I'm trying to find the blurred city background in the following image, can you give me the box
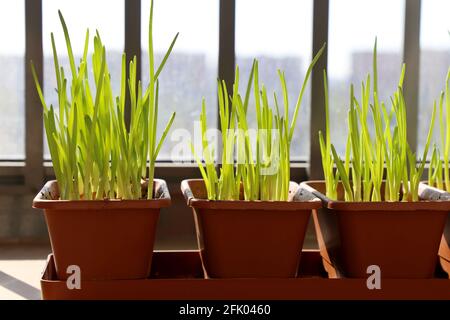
[1,0,449,161]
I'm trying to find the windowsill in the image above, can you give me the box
[0,161,310,194]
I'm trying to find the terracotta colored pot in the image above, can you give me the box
[418,182,450,277]
[32,179,171,281]
[301,181,448,279]
[181,179,321,278]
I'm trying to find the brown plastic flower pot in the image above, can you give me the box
[181,179,321,278]
[300,181,448,279]
[32,179,171,281]
[418,182,450,276]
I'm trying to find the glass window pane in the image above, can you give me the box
[0,1,25,159]
[43,0,124,158]
[417,0,450,154]
[328,0,405,155]
[236,0,313,161]
[141,0,219,161]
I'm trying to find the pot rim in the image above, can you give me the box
[32,179,171,210]
[181,179,322,210]
[301,180,450,212]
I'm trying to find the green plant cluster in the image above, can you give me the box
[32,0,177,200]
[429,69,450,191]
[193,46,326,201]
[34,0,449,205]
[320,40,436,202]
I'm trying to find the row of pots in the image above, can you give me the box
[32,179,450,280]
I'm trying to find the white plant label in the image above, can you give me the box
[366,265,381,290]
[66,265,81,290]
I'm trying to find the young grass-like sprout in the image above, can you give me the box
[429,144,444,190]
[32,0,177,200]
[322,39,436,202]
[193,44,326,201]
[444,71,450,191]
[319,70,339,200]
[429,69,450,191]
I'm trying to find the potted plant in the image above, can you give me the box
[181,45,325,278]
[419,69,450,275]
[32,0,177,280]
[301,40,448,278]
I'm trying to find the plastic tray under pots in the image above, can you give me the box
[418,182,450,278]
[181,179,322,278]
[301,181,448,279]
[32,179,171,281]
[40,250,450,300]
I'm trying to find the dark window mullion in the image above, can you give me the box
[403,0,421,153]
[309,0,329,180]
[218,0,235,128]
[25,0,44,191]
[125,0,141,130]
[216,0,235,164]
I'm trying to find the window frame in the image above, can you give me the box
[2,0,422,192]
